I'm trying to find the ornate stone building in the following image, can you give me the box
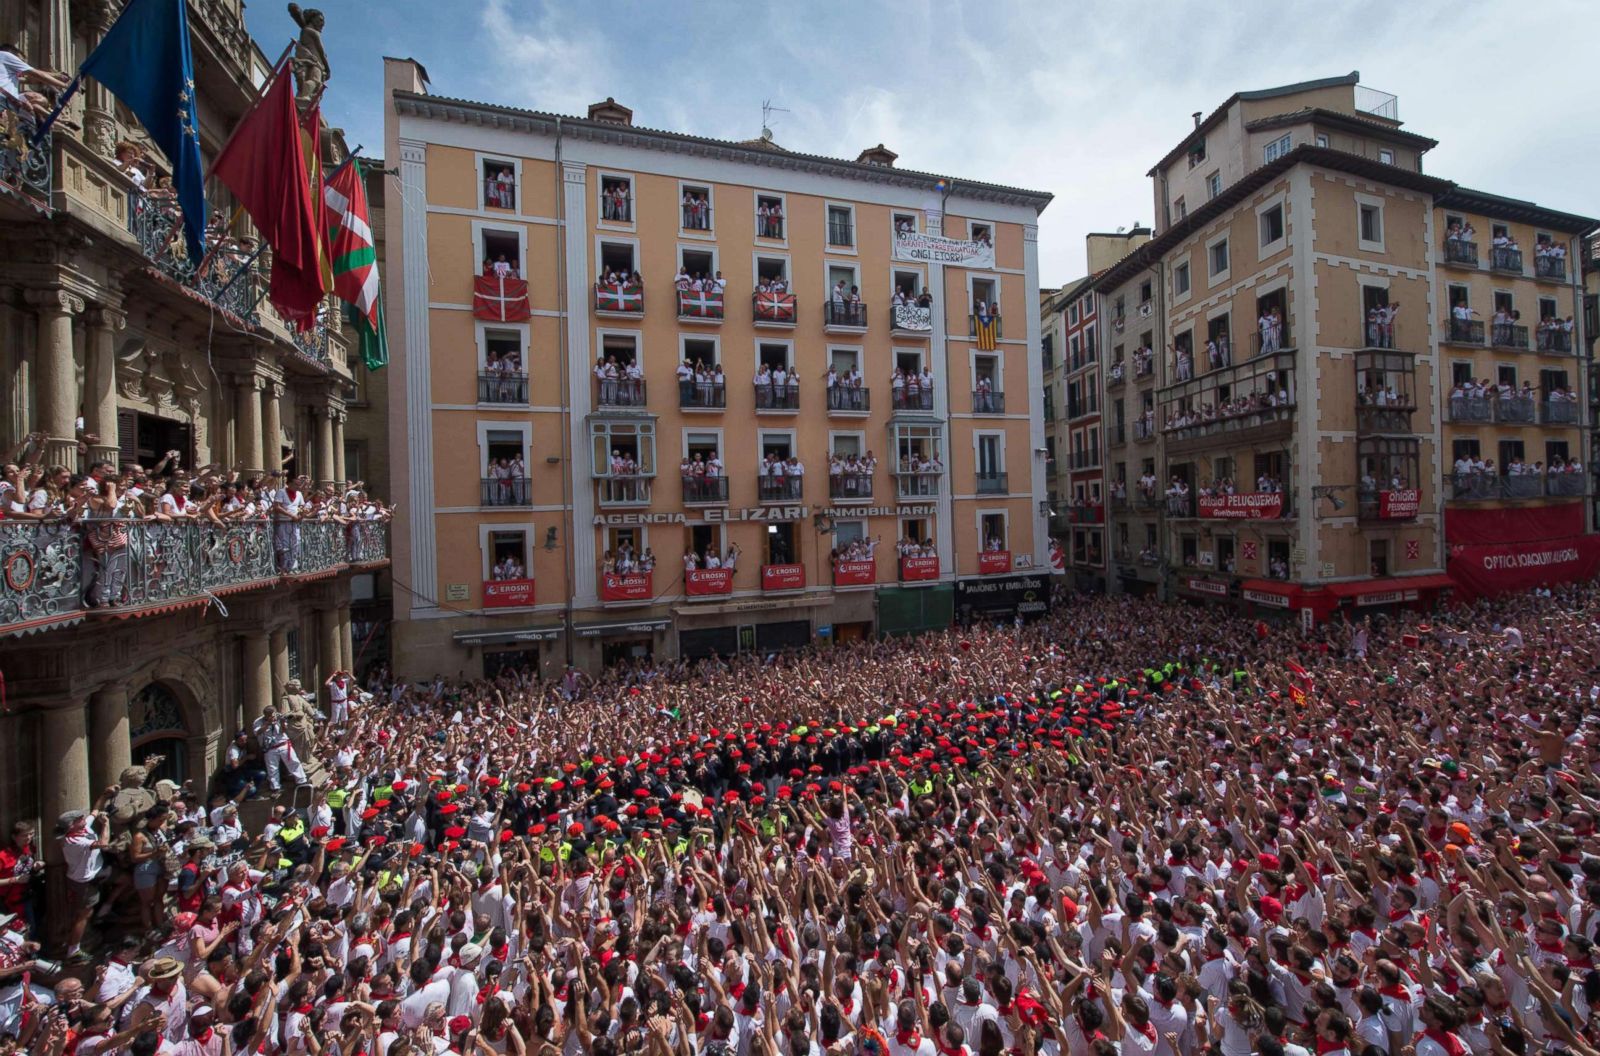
[0,0,386,882]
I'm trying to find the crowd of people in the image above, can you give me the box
[758,455,807,502]
[6,578,1600,1056]
[486,455,529,506]
[2,436,390,597]
[757,201,785,240]
[891,368,937,412]
[825,368,868,412]
[601,540,656,574]
[682,192,711,231]
[828,454,879,498]
[1162,380,1293,439]
[681,542,741,573]
[680,452,727,504]
[755,364,802,410]
[827,534,880,567]
[596,356,647,407]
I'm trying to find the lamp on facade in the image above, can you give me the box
[1311,485,1349,513]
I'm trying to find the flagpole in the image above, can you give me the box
[28,72,85,146]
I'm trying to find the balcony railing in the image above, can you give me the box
[1447,396,1493,423]
[1490,323,1529,350]
[1495,395,1537,424]
[890,302,933,334]
[972,389,1005,414]
[1542,399,1581,425]
[1356,402,1417,434]
[596,378,647,408]
[598,476,653,506]
[593,282,644,316]
[0,98,52,212]
[479,372,530,404]
[681,203,713,231]
[681,475,729,505]
[826,387,870,413]
[481,477,533,507]
[968,314,1003,340]
[1362,313,1398,349]
[1070,448,1102,470]
[895,472,942,499]
[1134,356,1155,380]
[1451,471,1587,502]
[1167,495,1195,518]
[1443,239,1479,267]
[1133,419,1157,442]
[755,382,799,411]
[1253,325,1290,357]
[679,380,725,410]
[1,520,387,635]
[1538,328,1574,354]
[1107,364,1127,389]
[757,214,784,239]
[892,389,934,412]
[484,177,517,210]
[1490,247,1523,274]
[131,192,262,322]
[975,471,1009,494]
[1535,255,1567,281]
[601,194,633,222]
[677,289,725,322]
[758,475,804,502]
[829,474,874,501]
[824,302,868,329]
[1445,318,1485,345]
[1109,423,1127,446]
[752,291,797,327]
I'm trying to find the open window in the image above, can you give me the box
[971,277,997,314]
[480,328,527,404]
[482,159,517,211]
[969,221,993,247]
[488,530,529,581]
[591,420,655,505]
[594,333,641,407]
[756,193,785,240]
[756,256,788,286]
[682,431,727,504]
[481,429,529,507]
[1254,289,1289,355]
[1205,314,1231,371]
[480,229,522,277]
[758,342,793,373]
[828,263,861,300]
[892,211,918,237]
[598,241,638,283]
[980,512,1008,553]
[680,183,712,232]
[688,524,724,566]
[600,174,634,223]
[765,523,797,565]
[1259,202,1284,247]
[679,247,716,284]
[758,432,800,502]
[893,268,923,299]
[973,353,1002,414]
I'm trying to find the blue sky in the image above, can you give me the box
[254,0,1599,286]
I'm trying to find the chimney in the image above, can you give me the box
[1192,111,1202,128]
[855,143,898,167]
[586,97,633,126]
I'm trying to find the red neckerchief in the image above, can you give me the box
[295,1003,314,1014]
[1379,983,1410,1000]
[896,1029,922,1049]
[1424,1028,1467,1056]
[1134,1021,1157,1042]
[477,983,500,1005]
[1314,1039,1347,1056]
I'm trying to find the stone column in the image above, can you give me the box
[315,406,336,490]
[269,628,290,695]
[234,375,263,476]
[318,608,341,687]
[82,1,122,158]
[337,604,354,673]
[84,307,124,468]
[262,381,284,475]
[332,413,347,488]
[27,289,84,468]
[242,631,272,727]
[88,682,131,796]
[40,700,89,863]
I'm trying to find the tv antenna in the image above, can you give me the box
[761,99,790,142]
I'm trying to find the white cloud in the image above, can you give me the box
[475,0,613,115]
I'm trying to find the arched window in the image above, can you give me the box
[128,683,188,785]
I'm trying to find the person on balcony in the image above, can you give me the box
[677,357,695,407]
[890,367,905,407]
[1172,343,1193,381]
[0,44,71,120]
[270,473,309,572]
[754,362,772,409]
[723,542,740,570]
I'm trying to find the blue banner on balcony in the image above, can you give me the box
[78,0,207,262]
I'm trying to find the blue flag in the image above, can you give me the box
[80,0,206,262]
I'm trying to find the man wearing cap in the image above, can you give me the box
[448,943,483,1015]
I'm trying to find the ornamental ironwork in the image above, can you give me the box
[0,523,81,628]
[129,191,262,321]
[0,98,52,212]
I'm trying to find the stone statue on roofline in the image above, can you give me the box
[287,4,330,110]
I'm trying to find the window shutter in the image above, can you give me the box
[118,410,138,465]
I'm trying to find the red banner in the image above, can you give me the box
[685,568,734,597]
[594,282,643,312]
[977,551,1013,575]
[900,556,940,581]
[1448,537,1600,598]
[483,579,536,608]
[1197,493,1284,519]
[474,275,532,322]
[1446,502,1583,545]
[1378,489,1419,519]
[1048,539,1066,573]
[761,564,805,591]
[833,560,875,586]
[754,292,796,322]
[600,571,652,603]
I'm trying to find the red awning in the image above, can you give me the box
[1240,579,1295,597]
[1325,574,1455,606]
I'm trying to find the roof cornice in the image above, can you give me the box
[393,92,1054,210]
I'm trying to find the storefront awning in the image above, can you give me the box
[573,618,670,639]
[453,624,564,645]
[1239,579,1296,608]
[1324,574,1455,606]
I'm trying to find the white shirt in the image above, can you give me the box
[0,52,35,105]
[63,827,103,883]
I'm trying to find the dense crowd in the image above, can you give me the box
[6,582,1600,1056]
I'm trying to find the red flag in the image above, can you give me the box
[210,62,327,328]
